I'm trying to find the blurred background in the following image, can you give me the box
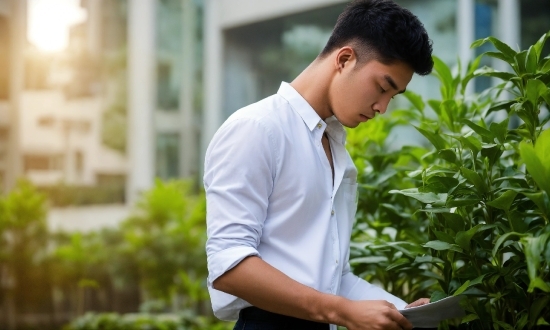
[0,0,548,329]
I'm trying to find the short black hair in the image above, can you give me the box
[320,0,433,75]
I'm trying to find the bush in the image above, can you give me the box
[350,31,550,329]
[64,312,234,330]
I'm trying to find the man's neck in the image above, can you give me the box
[290,59,334,120]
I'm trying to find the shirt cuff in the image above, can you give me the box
[207,245,261,285]
[339,271,407,309]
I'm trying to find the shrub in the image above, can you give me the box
[350,32,550,329]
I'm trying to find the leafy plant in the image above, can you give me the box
[64,311,234,330]
[376,31,550,329]
[347,115,435,302]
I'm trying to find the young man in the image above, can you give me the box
[204,0,433,329]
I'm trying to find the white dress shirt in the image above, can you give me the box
[204,82,406,328]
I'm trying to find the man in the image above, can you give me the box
[204,0,433,329]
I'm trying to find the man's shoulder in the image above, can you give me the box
[226,93,290,125]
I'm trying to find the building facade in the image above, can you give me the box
[202,0,549,155]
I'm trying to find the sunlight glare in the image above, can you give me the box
[28,0,87,53]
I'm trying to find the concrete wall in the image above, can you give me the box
[19,90,126,186]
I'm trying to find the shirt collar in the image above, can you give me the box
[277,82,346,144]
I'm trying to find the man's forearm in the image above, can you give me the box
[213,256,347,325]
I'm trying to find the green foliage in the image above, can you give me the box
[39,182,125,206]
[0,178,48,267]
[350,31,550,329]
[0,178,224,329]
[64,312,234,330]
[121,179,208,303]
[0,179,50,320]
[346,115,435,302]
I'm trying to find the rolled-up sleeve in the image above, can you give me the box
[339,262,407,309]
[204,117,276,286]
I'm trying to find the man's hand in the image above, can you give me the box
[405,298,430,309]
[337,299,413,330]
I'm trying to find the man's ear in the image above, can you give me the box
[334,47,356,71]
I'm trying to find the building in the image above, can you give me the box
[2,0,549,204]
[0,0,26,193]
[201,0,550,155]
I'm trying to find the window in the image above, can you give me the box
[75,150,84,176]
[24,154,63,171]
[155,133,180,180]
[38,116,56,128]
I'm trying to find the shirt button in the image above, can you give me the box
[336,260,338,264]
[317,123,322,129]
[331,210,335,216]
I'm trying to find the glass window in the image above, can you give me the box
[474,1,498,93]
[222,1,458,117]
[520,0,550,55]
[156,0,183,111]
[223,4,346,118]
[156,132,180,180]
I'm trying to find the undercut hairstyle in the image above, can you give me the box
[320,0,434,76]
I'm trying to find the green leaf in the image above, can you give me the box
[430,290,447,302]
[424,240,463,252]
[533,32,549,65]
[414,126,447,150]
[389,188,447,205]
[386,258,411,271]
[437,149,458,164]
[485,51,513,64]
[462,119,495,142]
[414,255,445,264]
[349,256,388,265]
[522,191,549,214]
[486,100,516,115]
[427,176,459,192]
[534,129,550,170]
[520,138,550,196]
[434,230,455,244]
[472,36,517,60]
[403,90,425,113]
[456,225,495,251]
[508,210,529,233]
[525,45,539,73]
[453,280,471,296]
[427,100,442,116]
[446,196,481,207]
[489,118,509,144]
[461,167,488,194]
[481,144,503,167]
[486,190,518,211]
[461,314,480,323]
[529,295,550,326]
[522,233,550,290]
[432,56,454,98]
[458,135,482,155]
[542,57,550,73]
[474,66,515,81]
[529,277,550,293]
[443,213,465,233]
[525,79,547,108]
[492,232,527,257]
[515,50,528,74]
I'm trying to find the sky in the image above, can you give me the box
[27,0,87,52]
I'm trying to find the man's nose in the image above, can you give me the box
[373,99,390,115]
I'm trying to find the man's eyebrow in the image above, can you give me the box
[384,75,406,94]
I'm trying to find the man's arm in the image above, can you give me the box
[214,256,413,330]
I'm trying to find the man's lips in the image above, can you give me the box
[360,114,372,121]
